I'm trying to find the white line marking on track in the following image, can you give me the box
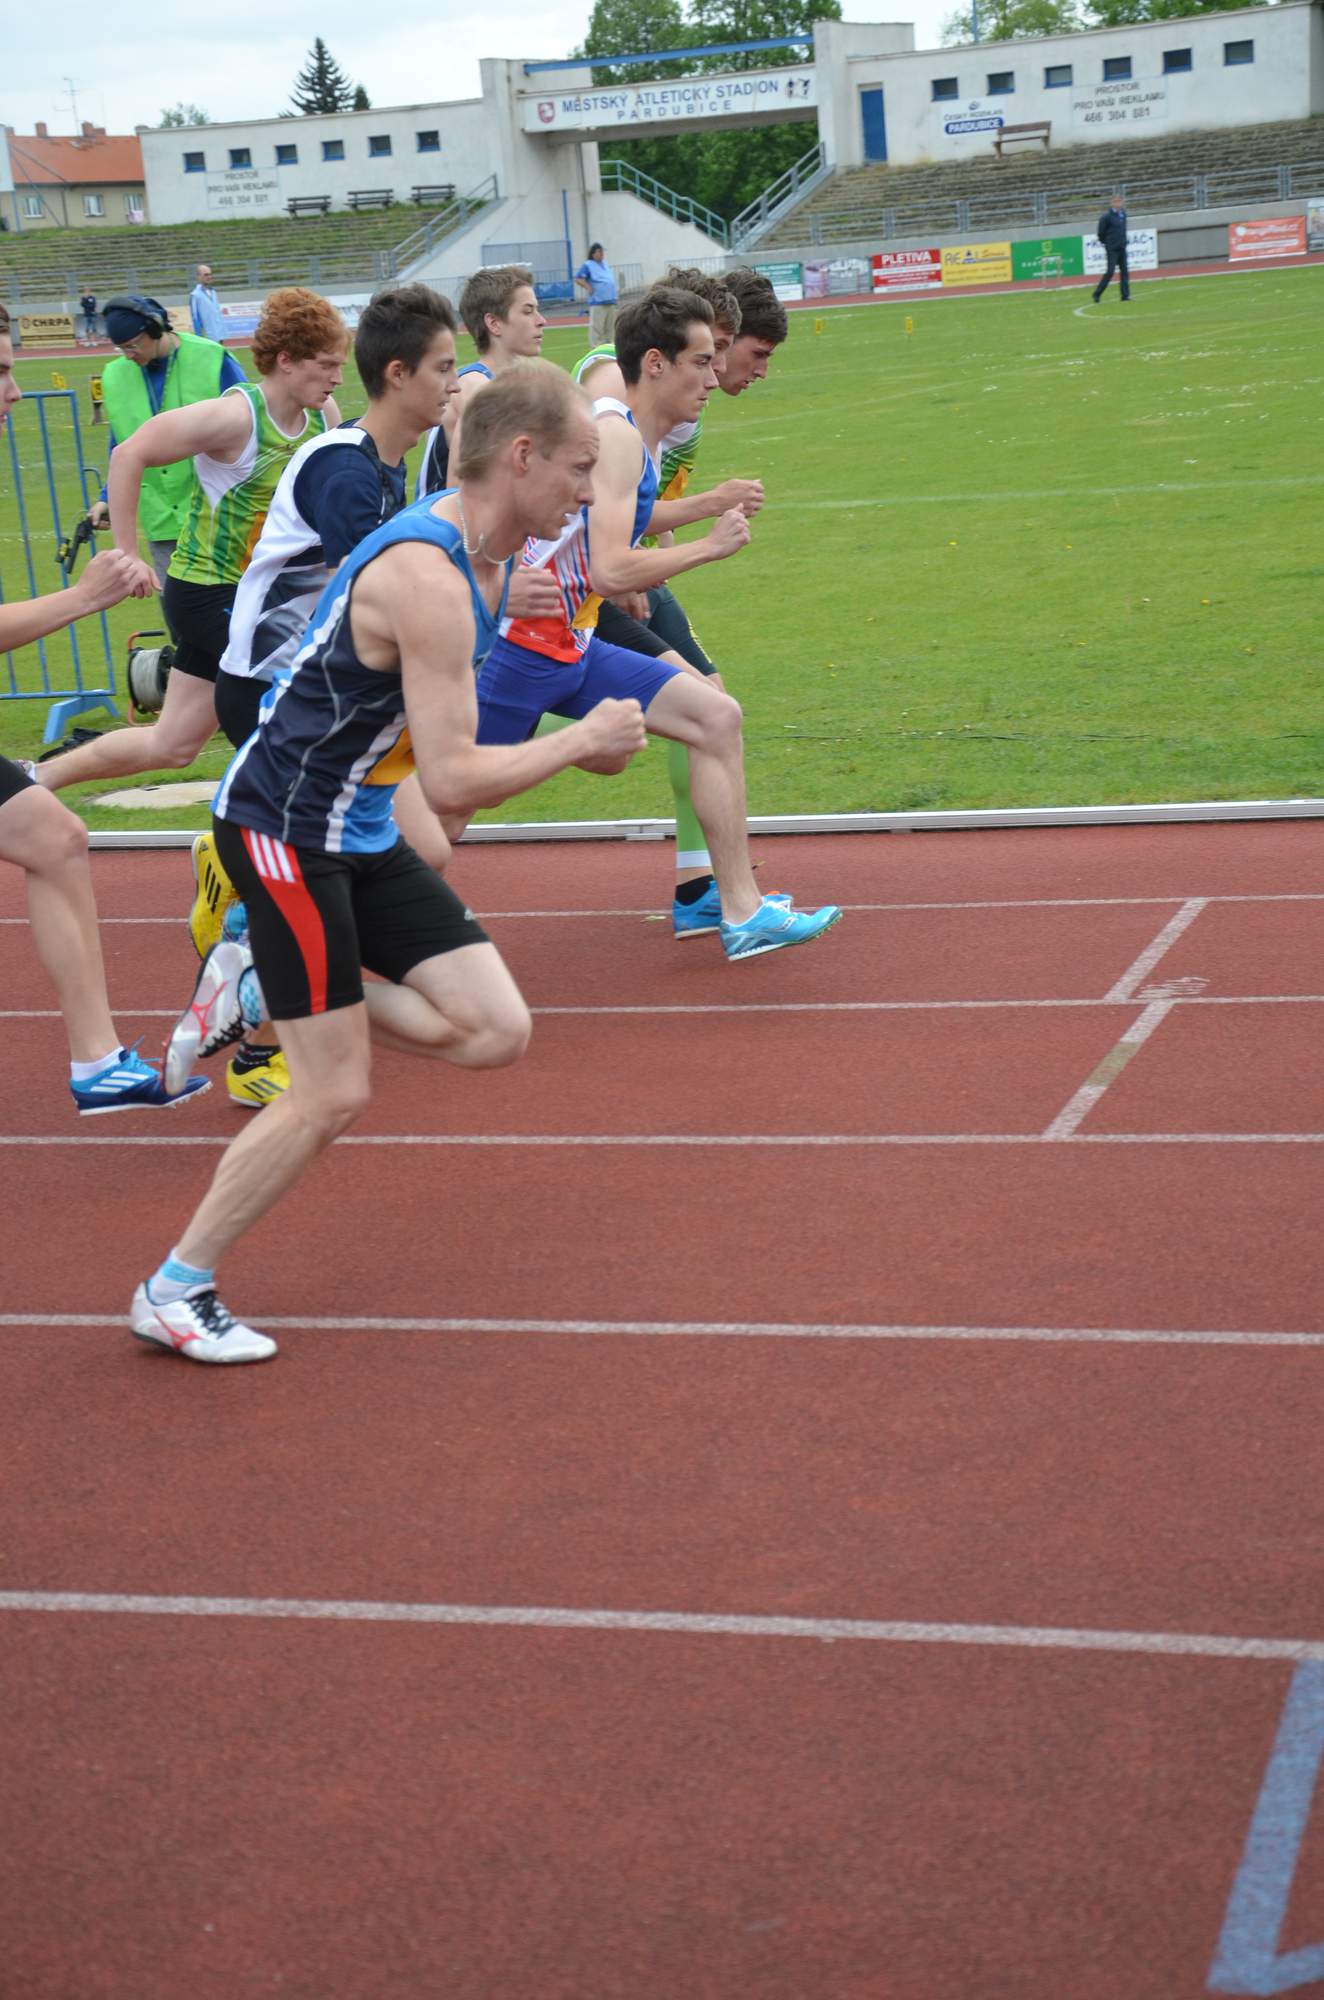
[1105,897,1208,1002]
[1043,1000,1176,1140]
[3,1313,1321,1348]
[6,1130,1324,1147]
[795,474,1324,511]
[1,1590,1321,1661]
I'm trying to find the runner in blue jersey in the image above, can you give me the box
[476,286,842,963]
[132,362,647,1365]
[415,265,548,500]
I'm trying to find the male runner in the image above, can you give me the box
[198,283,463,1105]
[574,267,788,930]
[0,306,206,1115]
[473,287,840,960]
[415,265,547,499]
[136,362,646,1363]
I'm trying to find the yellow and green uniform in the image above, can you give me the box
[169,383,327,587]
[100,333,230,544]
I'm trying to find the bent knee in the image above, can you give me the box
[471,999,533,1069]
[30,792,90,868]
[295,1077,372,1135]
[696,689,743,749]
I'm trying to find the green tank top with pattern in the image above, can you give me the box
[168,382,327,587]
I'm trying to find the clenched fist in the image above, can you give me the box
[713,477,765,518]
[575,696,647,775]
[73,548,157,615]
[706,507,752,562]
[506,567,564,619]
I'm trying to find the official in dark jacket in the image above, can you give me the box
[1093,197,1130,302]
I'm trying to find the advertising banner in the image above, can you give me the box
[1309,199,1324,252]
[872,249,942,293]
[1082,228,1158,275]
[941,97,1004,138]
[941,241,1012,287]
[1228,216,1307,262]
[521,66,815,132]
[205,168,280,216]
[1010,236,1085,281]
[1071,81,1167,133]
[803,261,828,298]
[754,260,804,303]
[18,313,75,348]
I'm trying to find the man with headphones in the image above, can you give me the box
[85,294,244,591]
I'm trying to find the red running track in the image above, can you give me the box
[1,820,1323,1999]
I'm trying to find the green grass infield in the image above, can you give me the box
[3,264,1321,835]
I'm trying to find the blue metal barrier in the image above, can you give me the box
[1,389,118,742]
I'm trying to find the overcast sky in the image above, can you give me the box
[3,0,950,137]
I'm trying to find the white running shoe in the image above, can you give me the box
[165,939,266,1096]
[130,1282,277,1364]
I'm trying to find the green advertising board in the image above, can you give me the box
[1011,236,1085,281]
[753,261,804,302]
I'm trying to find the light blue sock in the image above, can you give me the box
[148,1248,215,1303]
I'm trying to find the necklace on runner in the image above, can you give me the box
[457,504,509,566]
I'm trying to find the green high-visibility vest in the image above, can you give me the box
[101,333,228,543]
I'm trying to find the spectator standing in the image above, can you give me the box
[574,242,618,344]
[1092,197,1130,304]
[89,295,244,589]
[190,263,225,340]
[79,289,97,343]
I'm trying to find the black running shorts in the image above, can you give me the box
[0,755,35,810]
[161,576,236,684]
[212,818,489,1020]
[213,669,266,752]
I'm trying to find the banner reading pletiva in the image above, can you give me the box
[1010,236,1085,281]
[941,241,1012,287]
[872,249,942,293]
[1229,216,1307,262]
[754,261,804,303]
[1082,228,1158,276]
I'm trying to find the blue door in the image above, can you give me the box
[861,87,887,163]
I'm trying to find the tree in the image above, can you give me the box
[289,39,359,115]
[941,0,1079,42]
[352,84,371,110]
[1086,0,1266,23]
[158,103,210,127]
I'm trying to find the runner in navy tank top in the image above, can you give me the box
[133,363,647,1366]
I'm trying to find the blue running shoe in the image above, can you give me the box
[721,897,843,962]
[673,879,791,940]
[70,1041,210,1117]
[220,900,250,947]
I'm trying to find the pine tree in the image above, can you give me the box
[290,39,357,115]
[352,84,371,110]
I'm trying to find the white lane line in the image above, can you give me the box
[1044,1000,1176,1140]
[4,892,1324,929]
[4,1313,1321,1348]
[6,1129,1324,1148]
[1106,898,1208,1003]
[1,1590,1321,1661]
[4,995,1324,1025]
[794,474,1324,512]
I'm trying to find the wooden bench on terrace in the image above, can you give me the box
[347,188,395,211]
[992,121,1051,156]
[287,194,332,216]
[411,183,457,205]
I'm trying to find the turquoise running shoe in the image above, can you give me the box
[70,1041,210,1116]
[673,879,791,940]
[720,897,843,962]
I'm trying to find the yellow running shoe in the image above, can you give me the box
[189,831,238,960]
[226,1047,289,1110]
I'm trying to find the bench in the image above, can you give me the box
[411,183,457,205]
[347,188,395,211]
[992,121,1051,156]
[287,194,331,216]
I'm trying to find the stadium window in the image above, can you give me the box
[22,194,43,217]
[83,193,105,217]
[229,147,252,169]
[931,77,959,101]
[1044,63,1073,88]
[1102,56,1131,80]
[1224,38,1254,64]
[1162,47,1192,72]
[183,152,205,173]
[368,134,392,157]
[416,130,440,152]
[276,143,298,166]
[322,139,345,161]
[987,71,1014,94]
